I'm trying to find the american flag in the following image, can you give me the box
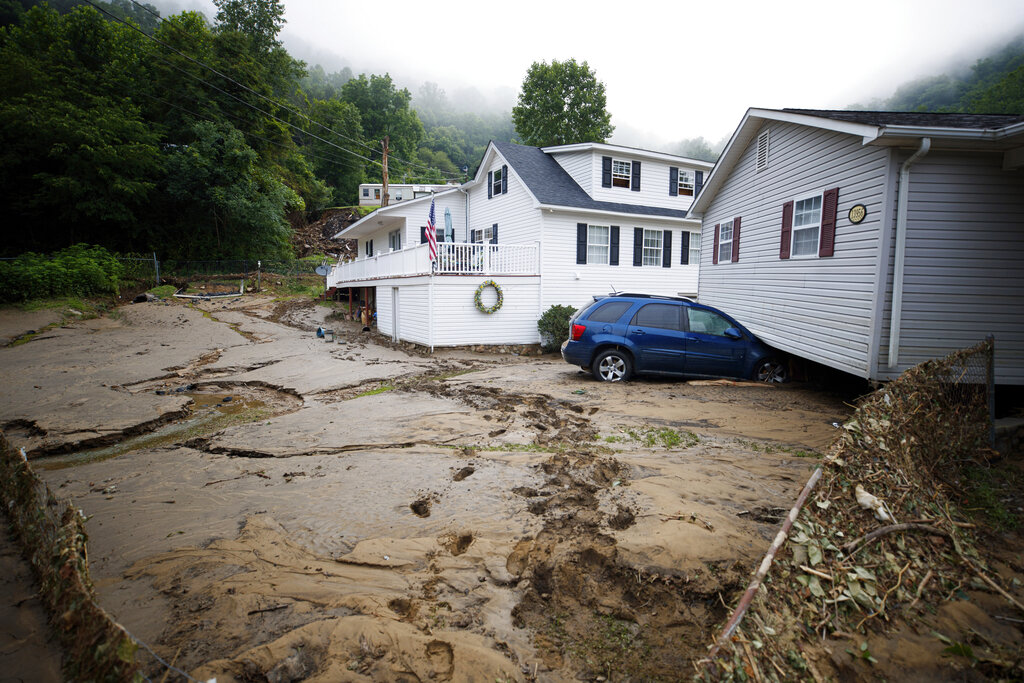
[426,196,438,264]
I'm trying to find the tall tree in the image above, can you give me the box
[212,0,284,54]
[512,58,613,147]
[340,73,423,181]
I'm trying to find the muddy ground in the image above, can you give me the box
[0,296,855,681]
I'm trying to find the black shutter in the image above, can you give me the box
[501,164,508,194]
[576,223,587,264]
[601,156,612,187]
[420,226,428,244]
[369,239,373,255]
[610,226,619,266]
[633,228,643,266]
[662,230,672,268]
[487,171,493,199]
[669,167,678,196]
[680,231,690,265]
[694,170,704,197]
[631,161,641,191]
[491,224,498,244]
[713,225,720,265]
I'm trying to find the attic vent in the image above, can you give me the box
[756,129,770,172]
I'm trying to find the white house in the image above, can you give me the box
[328,141,712,348]
[689,108,1024,384]
[357,182,459,206]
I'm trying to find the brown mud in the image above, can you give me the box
[0,296,855,681]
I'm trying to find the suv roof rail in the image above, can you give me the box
[610,292,695,302]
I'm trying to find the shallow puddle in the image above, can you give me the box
[37,391,278,470]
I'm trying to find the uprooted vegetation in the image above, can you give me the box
[702,338,1024,681]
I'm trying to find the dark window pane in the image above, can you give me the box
[587,301,632,324]
[633,303,681,331]
[687,309,733,336]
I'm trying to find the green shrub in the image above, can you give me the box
[537,304,578,352]
[0,244,124,302]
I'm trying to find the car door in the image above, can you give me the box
[627,303,686,374]
[683,307,748,378]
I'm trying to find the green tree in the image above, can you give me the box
[212,0,284,54]
[0,4,162,254]
[163,121,300,259]
[512,58,613,147]
[303,98,365,205]
[341,73,424,181]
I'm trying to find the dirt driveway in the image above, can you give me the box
[0,297,853,681]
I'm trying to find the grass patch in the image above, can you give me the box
[735,438,822,458]
[354,384,394,398]
[961,463,1020,531]
[606,426,699,449]
[147,284,177,298]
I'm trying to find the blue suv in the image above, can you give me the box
[560,294,787,383]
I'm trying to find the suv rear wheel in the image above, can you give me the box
[592,349,632,382]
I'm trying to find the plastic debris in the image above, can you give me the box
[855,484,894,522]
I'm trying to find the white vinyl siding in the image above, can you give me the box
[550,150,594,195]
[470,152,536,245]
[698,121,891,378]
[541,213,700,310]
[876,151,1024,384]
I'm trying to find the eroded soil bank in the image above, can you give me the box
[1,297,853,681]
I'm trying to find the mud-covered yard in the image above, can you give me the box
[0,297,853,681]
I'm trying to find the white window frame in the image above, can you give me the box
[362,188,369,197]
[718,220,734,264]
[471,226,495,244]
[678,170,695,197]
[491,167,503,196]
[791,191,822,258]
[642,229,662,266]
[388,228,402,252]
[611,159,631,188]
[688,231,701,265]
[756,129,770,172]
[587,225,610,265]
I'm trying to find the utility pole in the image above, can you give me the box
[381,136,390,207]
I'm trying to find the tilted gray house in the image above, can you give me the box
[689,108,1024,384]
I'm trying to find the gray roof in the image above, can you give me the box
[783,109,1024,130]
[491,141,690,219]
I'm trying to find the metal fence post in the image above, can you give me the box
[987,335,996,447]
[153,252,160,285]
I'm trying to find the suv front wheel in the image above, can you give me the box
[592,349,633,382]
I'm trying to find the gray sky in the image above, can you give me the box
[173,0,1024,148]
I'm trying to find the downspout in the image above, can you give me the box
[887,137,931,369]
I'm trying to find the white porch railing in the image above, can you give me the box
[327,242,539,287]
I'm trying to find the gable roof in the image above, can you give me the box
[691,107,1024,215]
[490,141,692,220]
[332,188,462,239]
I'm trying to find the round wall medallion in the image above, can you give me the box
[848,204,867,224]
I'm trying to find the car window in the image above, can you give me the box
[632,303,682,331]
[687,308,734,336]
[586,301,632,324]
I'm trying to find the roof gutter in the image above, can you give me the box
[888,137,931,369]
[535,204,698,223]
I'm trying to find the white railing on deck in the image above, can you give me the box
[327,242,538,286]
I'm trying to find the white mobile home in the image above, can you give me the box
[328,141,712,348]
[357,182,459,207]
[689,108,1024,384]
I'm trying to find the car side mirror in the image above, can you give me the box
[724,327,743,340]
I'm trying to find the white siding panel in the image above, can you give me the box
[550,151,594,195]
[698,121,891,377]
[430,277,542,346]
[589,154,698,212]
[470,159,540,246]
[876,151,1024,384]
[541,211,700,312]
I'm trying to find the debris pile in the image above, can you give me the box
[289,208,360,259]
[702,338,1024,681]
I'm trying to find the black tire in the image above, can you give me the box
[753,357,788,383]
[592,349,633,382]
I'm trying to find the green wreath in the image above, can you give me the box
[474,279,503,314]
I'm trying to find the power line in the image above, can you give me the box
[113,0,445,175]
